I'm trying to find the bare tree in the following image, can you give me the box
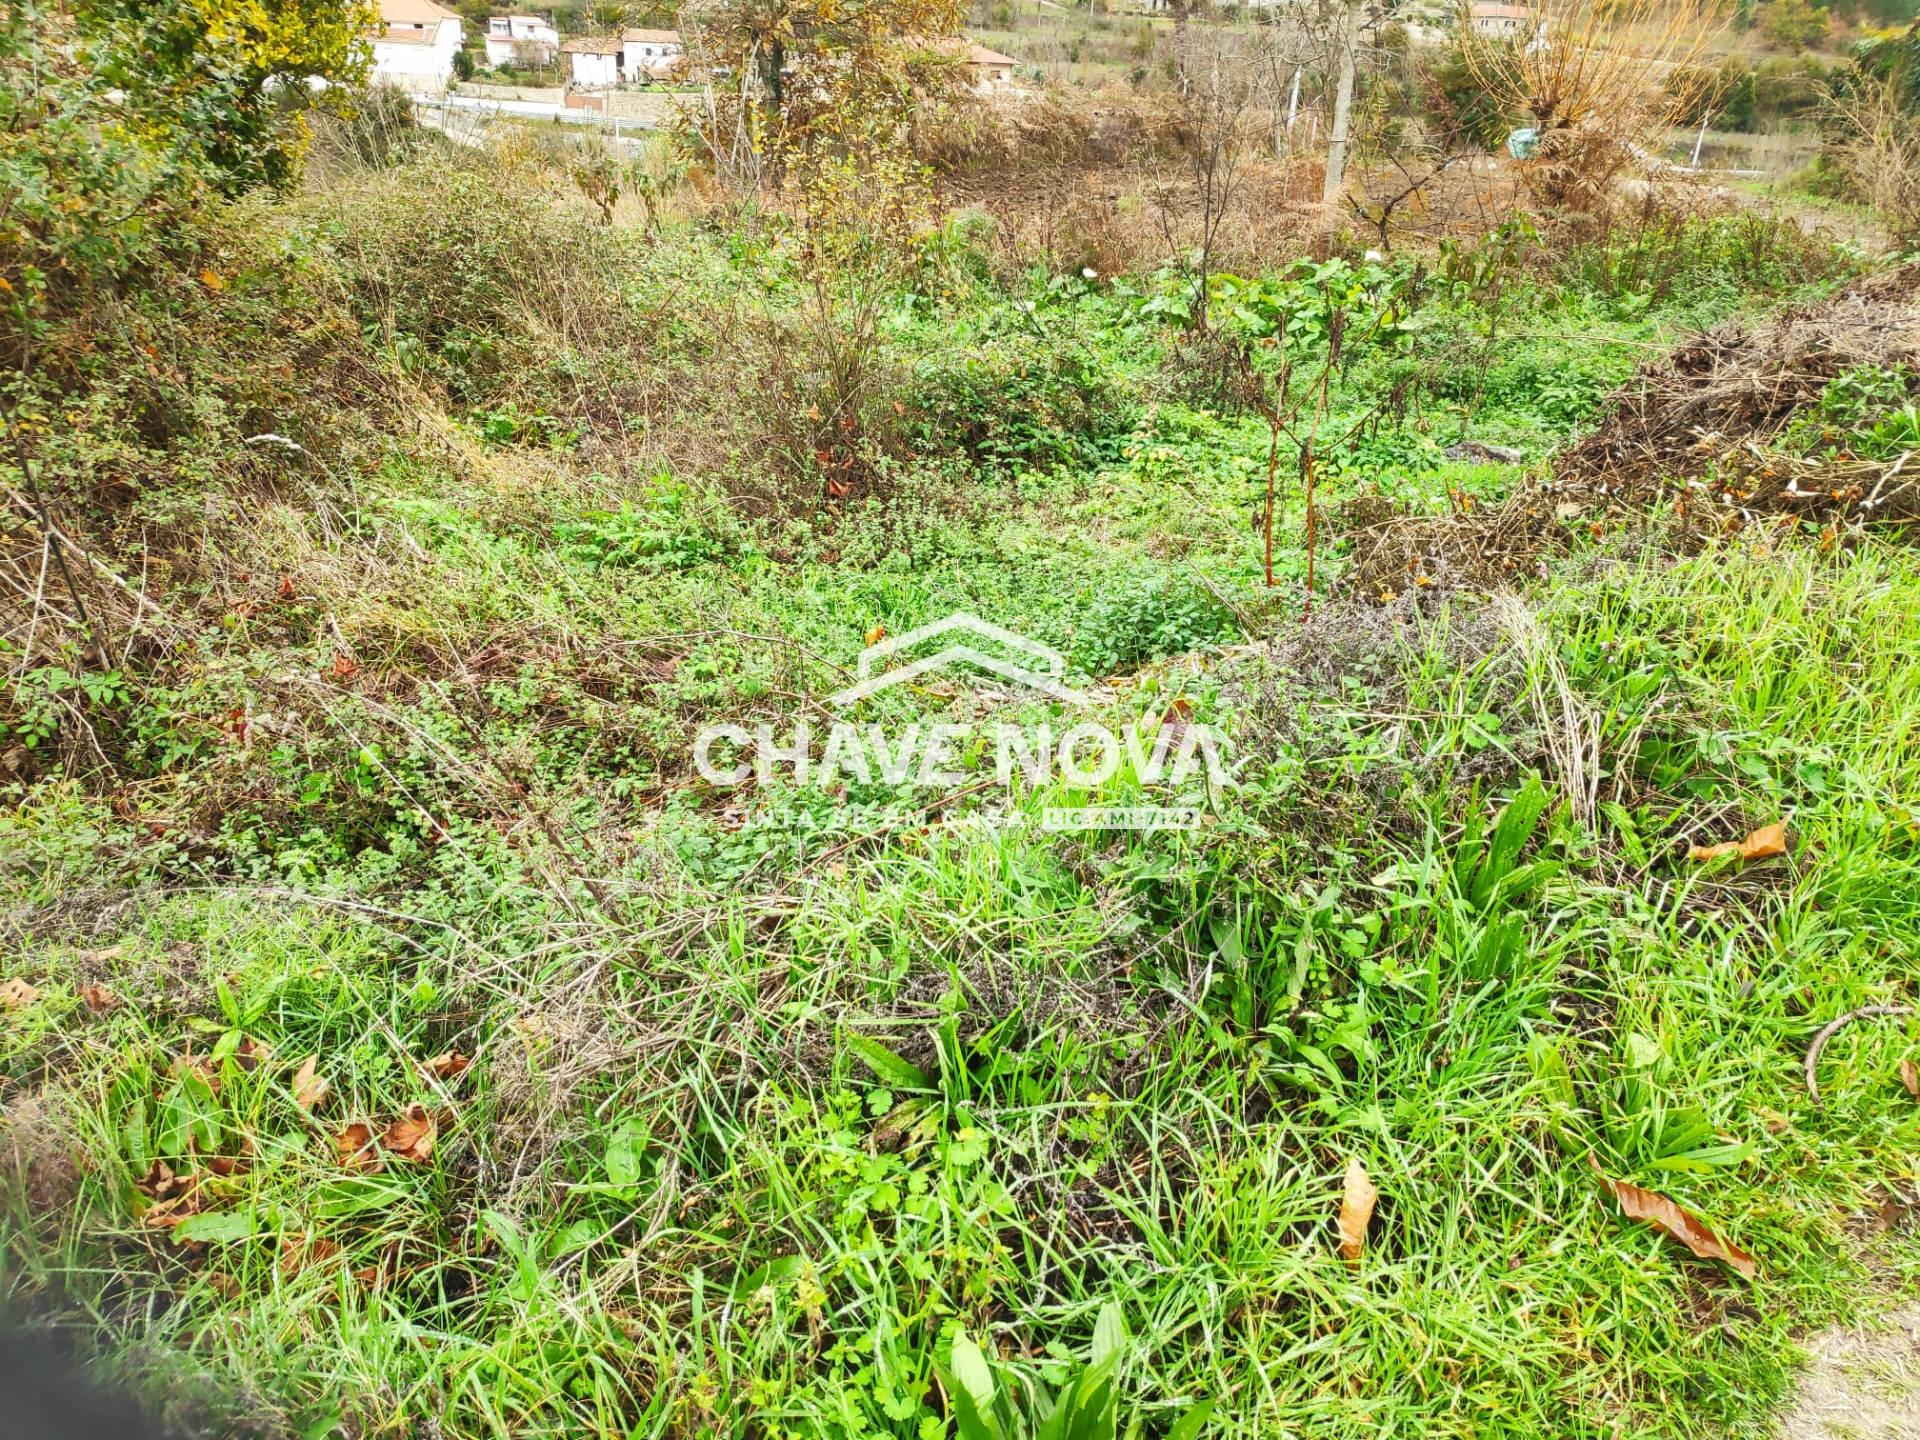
[1320,0,1362,219]
[1153,24,1293,330]
[1824,74,1920,250]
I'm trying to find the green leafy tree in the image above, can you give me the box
[1761,0,1832,49]
[2,0,373,369]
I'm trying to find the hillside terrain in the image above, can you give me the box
[6,7,1920,1439]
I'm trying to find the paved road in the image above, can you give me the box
[411,92,665,134]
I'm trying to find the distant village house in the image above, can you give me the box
[906,36,1018,92]
[367,0,463,89]
[1469,2,1534,38]
[961,42,1017,91]
[484,14,559,68]
[563,28,686,88]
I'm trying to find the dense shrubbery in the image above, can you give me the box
[907,329,1134,472]
[0,0,369,376]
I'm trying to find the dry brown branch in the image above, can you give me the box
[1806,1005,1913,1107]
[1823,75,1920,251]
[1459,0,1726,208]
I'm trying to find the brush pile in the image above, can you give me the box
[1555,262,1920,533]
[1345,264,1920,601]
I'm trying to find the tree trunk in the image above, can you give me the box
[1320,0,1362,220]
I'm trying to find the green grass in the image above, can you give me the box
[3,151,1917,1440]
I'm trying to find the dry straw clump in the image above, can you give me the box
[1459,0,1726,209]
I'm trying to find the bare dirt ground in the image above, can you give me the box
[1777,1306,1920,1439]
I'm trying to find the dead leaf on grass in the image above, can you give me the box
[1590,1156,1756,1280]
[1688,821,1788,864]
[233,1036,270,1072]
[80,983,120,1014]
[279,1235,342,1278]
[334,1122,381,1171]
[423,1051,470,1081]
[291,1055,329,1112]
[1338,1157,1376,1264]
[1,978,41,1012]
[1902,1058,1919,1100]
[382,1104,438,1165]
[134,1159,194,1202]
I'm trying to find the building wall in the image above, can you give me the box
[370,22,462,87]
[620,39,683,76]
[568,50,621,87]
[486,35,555,66]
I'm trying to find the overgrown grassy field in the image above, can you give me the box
[5,130,1920,1440]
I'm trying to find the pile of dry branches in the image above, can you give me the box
[1556,262,1920,528]
[1343,264,1920,600]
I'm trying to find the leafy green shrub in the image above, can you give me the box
[1071,568,1239,675]
[1471,349,1622,430]
[1781,363,1920,458]
[308,159,653,417]
[1555,212,1850,304]
[907,331,1132,473]
[1,0,369,372]
[552,482,725,569]
[1421,43,1515,150]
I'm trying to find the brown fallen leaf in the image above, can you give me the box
[1688,821,1788,864]
[1902,1058,1919,1100]
[334,1122,381,1172]
[327,653,360,682]
[863,624,886,648]
[134,1159,195,1203]
[80,944,125,964]
[423,1051,470,1082]
[1337,1157,1376,1264]
[80,983,120,1014]
[382,1104,438,1165]
[291,1055,329,1112]
[279,1235,342,1278]
[0,978,41,1012]
[1590,1156,1756,1280]
[205,1271,241,1300]
[141,1192,204,1230]
[233,1036,270,1073]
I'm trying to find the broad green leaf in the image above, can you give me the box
[845,1033,932,1090]
[173,1210,258,1244]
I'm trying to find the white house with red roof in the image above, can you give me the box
[484,14,560,68]
[369,0,464,88]
[564,28,686,87]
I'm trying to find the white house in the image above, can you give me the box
[620,29,686,82]
[368,0,463,89]
[484,14,559,68]
[961,42,1016,90]
[566,28,685,87]
[562,35,623,88]
[1469,2,1534,38]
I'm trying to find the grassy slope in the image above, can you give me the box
[3,157,1919,1440]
